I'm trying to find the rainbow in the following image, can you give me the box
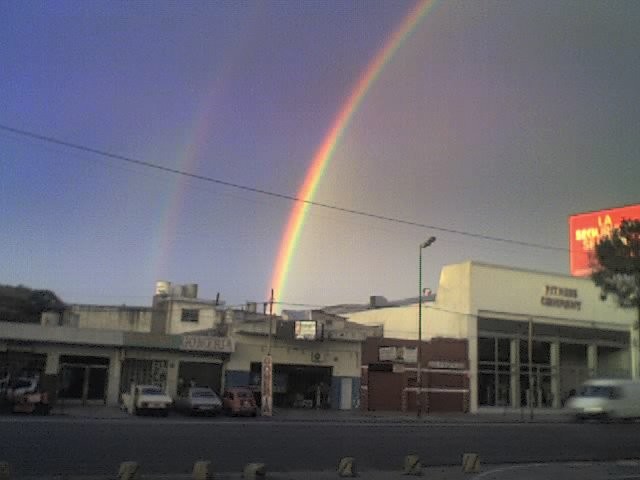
[269,0,438,304]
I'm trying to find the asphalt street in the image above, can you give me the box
[2,416,640,476]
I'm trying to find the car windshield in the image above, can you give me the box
[142,387,164,395]
[579,386,617,398]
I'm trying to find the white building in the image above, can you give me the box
[330,261,636,413]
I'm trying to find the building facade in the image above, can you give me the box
[1,282,380,410]
[334,261,637,413]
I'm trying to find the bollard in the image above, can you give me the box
[403,454,422,476]
[462,453,480,473]
[243,462,266,479]
[118,462,140,480]
[337,457,357,478]
[192,461,212,480]
[0,462,9,480]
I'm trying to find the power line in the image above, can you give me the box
[1,123,567,252]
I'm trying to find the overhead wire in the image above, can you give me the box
[0,123,568,253]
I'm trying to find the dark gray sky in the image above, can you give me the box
[2,1,639,308]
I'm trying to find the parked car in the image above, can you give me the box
[0,373,51,415]
[222,387,257,417]
[565,379,640,422]
[174,387,222,416]
[121,384,172,416]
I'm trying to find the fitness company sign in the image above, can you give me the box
[540,285,582,311]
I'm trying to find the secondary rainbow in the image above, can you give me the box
[270,0,438,303]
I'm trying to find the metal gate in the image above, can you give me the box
[120,359,168,394]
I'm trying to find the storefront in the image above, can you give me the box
[0,322,232,407]
[338,261,637,413]
[360,337,469,413]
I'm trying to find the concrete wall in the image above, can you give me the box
[166,301,220,335]
[71,305,152,332]
[225,333,361,378]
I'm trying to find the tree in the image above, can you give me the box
[592,219,640,359]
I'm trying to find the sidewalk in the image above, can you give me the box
[48,404,570,423]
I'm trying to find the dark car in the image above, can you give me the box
[174,387,223,416]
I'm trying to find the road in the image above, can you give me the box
[3,416,640,476]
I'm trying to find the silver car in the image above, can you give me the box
[175,387,223,416]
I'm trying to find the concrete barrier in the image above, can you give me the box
[243,462,266,479]
[0,462,9,480]
[192,461,212,480]
[337,457,357,477]
[118,462,140,480]
[462,453,480,473]
[403,454,422,476]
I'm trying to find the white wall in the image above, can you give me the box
[226,333,361,378]
[166,301,220,334]
[71,306,152,332]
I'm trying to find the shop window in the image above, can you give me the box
[181,308,199,323]
[478,337,495,362]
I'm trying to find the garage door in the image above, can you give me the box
[368,371,403,411]
[178,362,222,393]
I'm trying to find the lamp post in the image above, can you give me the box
[417,236,436,417]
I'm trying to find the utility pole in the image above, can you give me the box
[267,288,274,355]
[261,289,275,417]
[417,236,436,417]
[528,318,534,420]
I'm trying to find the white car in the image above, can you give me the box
[565,378,640,422]
[121,384,173,416]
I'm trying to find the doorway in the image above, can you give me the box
[58,355,109,405]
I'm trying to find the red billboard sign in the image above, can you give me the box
[569,204,640,276]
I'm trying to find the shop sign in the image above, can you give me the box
[180,335,234,353]
[569,204,640,276]
[428,360,466,370]
[378,346,418,363]
[261,355,273,417]
[295,320,319,340]
[540,285,582,311]
[379,346,397,361]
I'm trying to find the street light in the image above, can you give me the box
[417,236,436,417]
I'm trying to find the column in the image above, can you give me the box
[166,359,179,398]
[468,317,478,413]
[550,342,560,409]
[510,339,520,409]
[587,344,598,378]
[106,349,123,406]
[631,325,639,380]
[45,352,60,375]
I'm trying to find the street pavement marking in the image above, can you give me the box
[471,463,547,480]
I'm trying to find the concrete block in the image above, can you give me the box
[118,461,140,480]
[462,453,480,473]
[243,462,266,479]
[0,462,9,480]
[193,461,212,480]
[337,457,357,477]
[403,454,422,476]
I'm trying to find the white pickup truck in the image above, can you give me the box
[120,384,173,416]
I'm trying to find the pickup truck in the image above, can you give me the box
[120,384,172,416]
